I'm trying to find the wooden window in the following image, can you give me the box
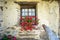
[20,3,37,25]
[21,8,35,16]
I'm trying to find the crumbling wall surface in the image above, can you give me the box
[58,1,60,40]
[0,0,59,39]
[0,0,5,34]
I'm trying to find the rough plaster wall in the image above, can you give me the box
[0,7,3,27]
[3,0,20,27]
[0,0,5,34]
[37,1,50,26]
[37,1,50,31]
[37,1,59,35]
[3,0,40,27]
[48,1,59,35]
[2,0,59,36]
[58,1,60,39]
[0,0,4,26]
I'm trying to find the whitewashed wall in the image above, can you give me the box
[37,1,59,35]
[0,0,59,35]
[0,0,4,33]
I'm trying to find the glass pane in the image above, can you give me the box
[22,12,25,16]
[22,9,28,16]
[29,13,32,16]
[25,13,28,16]
[31,9,35,13]
[32,13,35,16]
[29,9,31,16]
[32,9,35,12]
[24,9,28,13]
[22,9,25,16]
[25,9,28,11]
[22,9,25,12]
[24,9,28,16]
[29,9,31,12]
[31,9,35,16]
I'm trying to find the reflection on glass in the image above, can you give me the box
[25,13,28,16]
[22,9,24,12]
[29,9,31,12]
[31,9,35,13]
[25,9,28,12]
[32,13,35,16]
[22,9,35,16]
[32,9,35,12]
[29,13,32,16]
[22,13,25,16]
[25,9,28,13]
[32,9,35,16]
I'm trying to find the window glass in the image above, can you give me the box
[31,9,35,16]
[32,13,35,16]
[25,9,28,16]
[25,9,28,12]
[22,12,25,16]
[29,9,31,12]
[22,9,24,12]
[22,9,25,16]
[21,5,36,25]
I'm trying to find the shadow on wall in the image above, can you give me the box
[40,31,49,40]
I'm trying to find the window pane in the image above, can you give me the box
[25,9,28,12]
[24,9,28,13]
[22,9,28,16]
[29,13,32,16]
[22,12,25,16]
[31,9,35,13]
[24,9,28,16]
[32,13,35,16]
[29,9,31,16]
[22,9,25,16]
[29,9,31,12]
[25,13,28,16]
[22,9,24,12]
[31,9,35,16]
[32,9,35,12]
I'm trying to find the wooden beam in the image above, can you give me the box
[14,1,37,5]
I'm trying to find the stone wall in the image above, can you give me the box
[0,0,59,39]
[58,1,60,39]
[0,0,4,34]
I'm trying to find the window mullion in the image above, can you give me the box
[28,9,29,17]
